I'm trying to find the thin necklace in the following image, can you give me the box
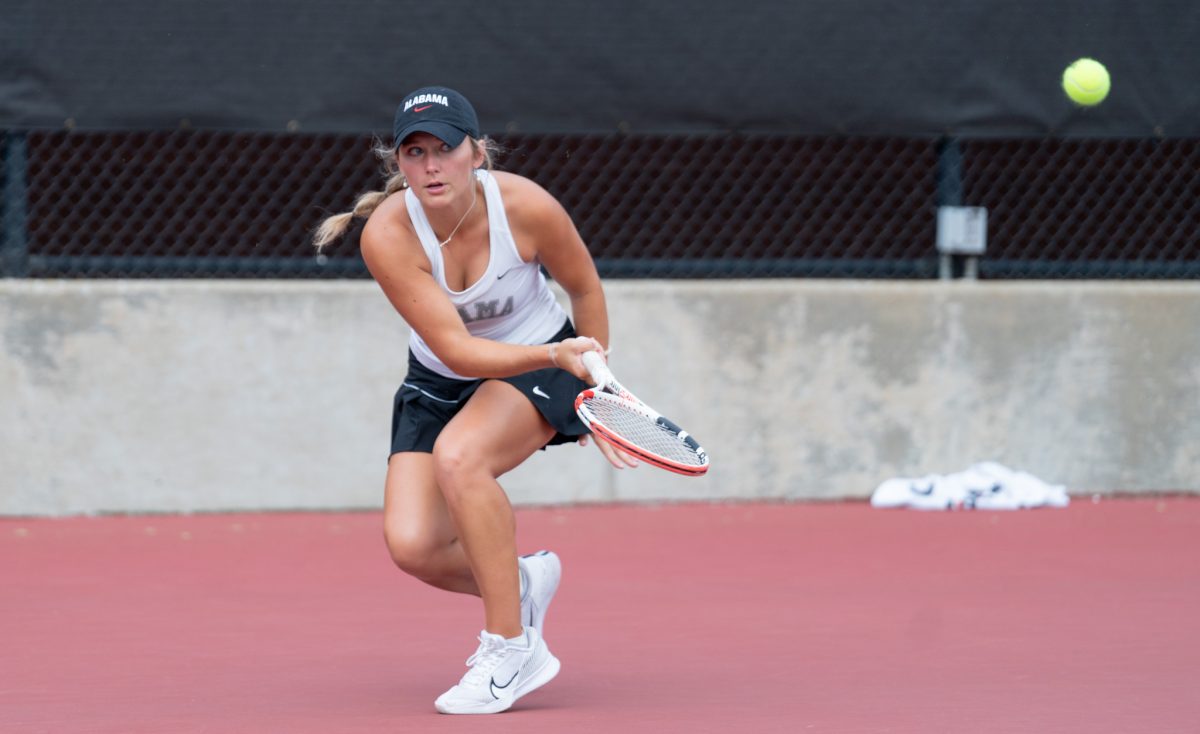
[438,180,478,248]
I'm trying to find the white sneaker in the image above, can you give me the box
[519,550,562,634]
[434,628,561,714]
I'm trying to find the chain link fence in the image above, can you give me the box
[2,129,1197,279]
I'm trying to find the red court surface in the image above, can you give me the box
[4,498,1199,733]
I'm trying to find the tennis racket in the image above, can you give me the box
[575,351,709,476]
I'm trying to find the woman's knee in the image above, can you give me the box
[430,438,487,495]
[382,523,443,578]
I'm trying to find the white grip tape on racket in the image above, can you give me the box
[581,350,614,389]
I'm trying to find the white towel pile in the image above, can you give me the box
[870,462,1070,510]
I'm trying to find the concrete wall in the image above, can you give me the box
[2,279,1197,516]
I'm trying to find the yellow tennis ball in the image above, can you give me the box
[1062,58,1110,106]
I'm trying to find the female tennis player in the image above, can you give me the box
[315,85,637,714]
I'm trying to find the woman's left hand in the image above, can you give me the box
[578,433,641,469]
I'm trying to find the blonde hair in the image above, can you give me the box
[313,136,500,251]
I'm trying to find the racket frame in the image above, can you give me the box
[575,351,709,476]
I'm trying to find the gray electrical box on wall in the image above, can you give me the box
[936,206,987,255]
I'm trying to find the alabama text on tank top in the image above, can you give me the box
[405,169,567,380]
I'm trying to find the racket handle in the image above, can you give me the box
[580,349,612,388]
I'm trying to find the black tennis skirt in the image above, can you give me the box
[390,319,590,455]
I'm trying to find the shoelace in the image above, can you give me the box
[461,633,509,685]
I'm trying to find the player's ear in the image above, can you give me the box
[470,137,487,169]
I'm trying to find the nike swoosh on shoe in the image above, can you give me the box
[489,668,520,700]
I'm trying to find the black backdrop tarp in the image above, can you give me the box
[3,0,1198,138]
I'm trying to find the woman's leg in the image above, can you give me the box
[432,379,556,639]
[382,451,479,595]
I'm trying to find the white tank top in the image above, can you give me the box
[405,169,567,379]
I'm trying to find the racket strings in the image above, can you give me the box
[581,397,705,467]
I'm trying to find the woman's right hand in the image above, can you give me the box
[550,336,605,382]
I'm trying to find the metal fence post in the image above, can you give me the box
[2,131,30,278]
[935,136,963,280]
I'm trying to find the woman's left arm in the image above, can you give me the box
[512,178,609,352]
[506,176,644,468]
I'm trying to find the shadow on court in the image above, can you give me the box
[3,498,1198,733]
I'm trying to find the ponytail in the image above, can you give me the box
[313,140,403,251]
